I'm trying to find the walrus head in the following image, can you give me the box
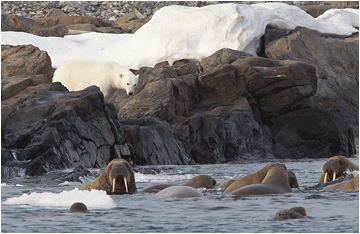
[272,207,307,221]
[322,160,342,184]
[262,163,292,192]
[183,175,217,189]
[69,202,88,213]
[108,162,132,194]
[287,171,299,188]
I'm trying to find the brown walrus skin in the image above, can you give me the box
[79,158,136,195]
[227,163,293,196]
[323,174,359,192]
[183,175,216,189]
[272,207,307,221]
[218,179,236,189]
[69,202,88,213]
[224,163,298,194]
[318,155,359,184]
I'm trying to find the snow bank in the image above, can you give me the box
[3,188,116,209]
[1,3,358,69]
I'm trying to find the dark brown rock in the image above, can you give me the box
[172,59,203,76]
[95,26,128,34]
[173,97,274,163]
[113,47,356,163]
[31,24,69,37]
[1,44,53,81]
[67,23,97,32]
[269,108,356,159]
[115,11,144,24]
[1,14,42,32]
[114,11,149,33]
[154,61,170,68]
[265,28,359,133]
[115,18,150,33]
[33,16,112,27]
[119,117,193,165]
[1,14,68,37]
[232,57,318,119]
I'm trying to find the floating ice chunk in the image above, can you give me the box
[3,188,116,209]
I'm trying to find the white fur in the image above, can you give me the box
[52,59,138,101]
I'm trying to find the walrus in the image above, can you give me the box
[183,175,216,189]
[218,179,236,189]
[155,185,204,198]
[224,163,298,194]
[272,207,307,221]
[318,155,359,184]
[79,158,136,195]
[69,202,88,213]
[228,163,292,196]
[139,184,174,193]
[140,175,216,193]
[287,170,299,188]
[323,174,359,192]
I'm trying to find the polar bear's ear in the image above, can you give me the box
[119,74,124,78]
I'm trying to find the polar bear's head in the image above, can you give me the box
[120,71,138,96]
[113,66,138,96]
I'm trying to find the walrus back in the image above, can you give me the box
[79,181,93,191]
[229,184,284,196]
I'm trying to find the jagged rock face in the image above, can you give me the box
[265,28,359,134]
[119,117,193,165]
[114,46,354,163]
[1,83,133,176]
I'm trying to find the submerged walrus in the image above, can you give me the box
[323,174,359,192]
[318,155,359,184]
[69,202,88,213]
[226,163,293,196]
[224,163,297,194]
[140,175,216,193]
[272,207,307,221]
[79,158,136,195]
[155,185,204,198]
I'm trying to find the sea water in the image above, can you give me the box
[2,153,359,233]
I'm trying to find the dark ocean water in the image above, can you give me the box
[2,154,359,233]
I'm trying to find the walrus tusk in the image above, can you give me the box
[324,172,328,184]
[112,178,116,193]
[124,177,128,193]
[333,172,336,182]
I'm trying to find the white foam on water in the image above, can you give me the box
[3,188,116,209]
[1,3,358,70]
[135,172,193,184]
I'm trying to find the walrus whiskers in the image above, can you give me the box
[324,172,328,183]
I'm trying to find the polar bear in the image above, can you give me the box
[52,59,138,101]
